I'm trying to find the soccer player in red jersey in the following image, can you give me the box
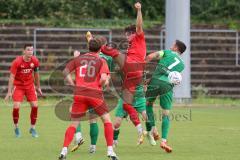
[100,2,147,144]
[5,44,43,138]
[58,38,118,160]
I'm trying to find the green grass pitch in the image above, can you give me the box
[0,98,240,160]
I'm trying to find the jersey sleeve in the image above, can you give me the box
[34,58,40,72]
[10,59,19,75]
[135,32,145,40]
[158,50,165,58]
[65,58,77,73]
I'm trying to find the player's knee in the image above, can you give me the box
[70,121,79,128]
[162,109,170,116]
[89,118,97,124]
[30,101,38,107]
[103,119,111,123]
[101,113,111,123]
[13,102,20,109]
[114,118,122,129]
[13,105,20,109]
[114,122,121,129]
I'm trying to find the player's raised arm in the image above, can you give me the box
[146,50,164,63]
[5,73,15,101]
[135,2,143,35]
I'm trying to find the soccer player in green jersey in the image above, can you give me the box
[145,40,186,152]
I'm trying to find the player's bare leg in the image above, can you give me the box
[29,101,39,138]
[100,113,118,160]
[151,126,160,141]
[13,102,21,137]
[113,117,124,147]
[160,109,172,153]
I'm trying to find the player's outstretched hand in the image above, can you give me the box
[135,2,141,10]
[4,92,12,101]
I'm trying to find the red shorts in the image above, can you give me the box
[12,85,37,102]
[122,57,145,94]
[122,72,143,94]
[71,95,109,119]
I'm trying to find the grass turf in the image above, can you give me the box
[0,98,240,160]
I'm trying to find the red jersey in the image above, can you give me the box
[66,53,110,91]
[10,56,39,88]
[127,32,146,63]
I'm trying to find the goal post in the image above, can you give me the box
[165,0,191,101]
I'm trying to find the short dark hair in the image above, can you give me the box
[95,36,107,46]
[24,44,33,49]
[89,38,102,52]
[124,24,136,34]
[175,40,186,54]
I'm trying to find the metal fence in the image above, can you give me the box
[33,28,112,56]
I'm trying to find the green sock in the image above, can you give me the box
[162,115,170,140]
[113,129,120,140]
[90,123,99,145]
[146,104,155,132]
[76,123,81,133]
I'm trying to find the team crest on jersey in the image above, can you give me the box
[30,63,35,68]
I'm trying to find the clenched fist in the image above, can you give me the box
[135,2,141,10]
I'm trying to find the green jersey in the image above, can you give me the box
[151,50,185,84]
[134,84,144,98]
[99,52,115,72]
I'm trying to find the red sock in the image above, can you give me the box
[63,126,76,147]
[104,122,113,146]
[123,103,140,126]
[12,108,19,125]
[30,106,38,125]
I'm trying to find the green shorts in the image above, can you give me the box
[115,97,146,118]
[146,81,173,110]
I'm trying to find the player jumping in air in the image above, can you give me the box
[58,38,118,160]
[145,40,186,152]
[5,44,43,138]
[98,2,147,145]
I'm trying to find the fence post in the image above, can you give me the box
[109,30,112,43]
[33,29,37,56]
[236,31,239,66]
